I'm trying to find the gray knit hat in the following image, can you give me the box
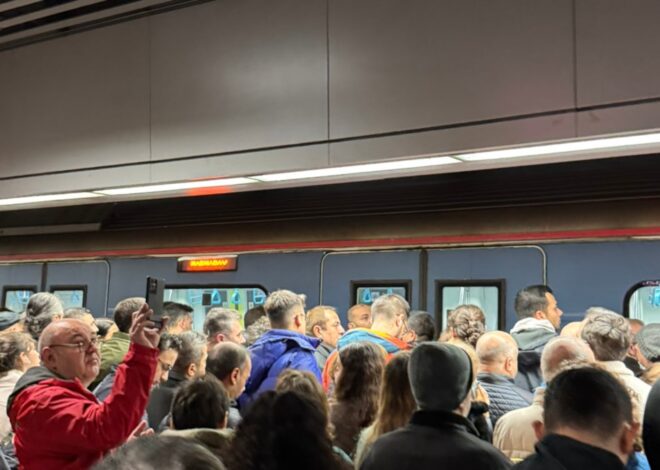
[408,342,473,412]
[637,324,660,363]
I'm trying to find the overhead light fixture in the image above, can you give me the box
[457,132,660,162]
[252,156,459,182]
[95,177,257,196]
[0,192,101,207]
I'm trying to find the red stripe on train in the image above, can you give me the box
[1,226,660,261]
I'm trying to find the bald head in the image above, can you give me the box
[38,319,100,387]
[38,319,91,353]
[560,321,584,338]
[476,331,519,378]
[541,336,595,383]
[347,304,372,330]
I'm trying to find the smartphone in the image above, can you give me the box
[145,276,166,326]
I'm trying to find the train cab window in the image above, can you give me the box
[164,286,268,332]
[2,286,36,313]
[436,280,505,331]
[51,287,87,310]
[625,281,660,323]
[351,281,412,306]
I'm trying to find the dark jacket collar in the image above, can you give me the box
[410,409,480,437]
[317,342,334,355]
[163,370,188,388]
[7,366,63,413]
[477,372,515,386]
[535,434,624,470]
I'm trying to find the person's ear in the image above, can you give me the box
[347,321,355,329]
[41,349,55,369]
[230,367,240,385]
[186,362,197,379]
[620,422,640,456]
[312,324,323,338]
[504,356,515,375]
[294,314,303,329]
[533,310,546,320]
[532,420,545,441]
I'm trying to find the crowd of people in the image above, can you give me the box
[0,284,659,469]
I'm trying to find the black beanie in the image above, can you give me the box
[408,342,473,412]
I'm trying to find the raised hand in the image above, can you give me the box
[129,303,167,349]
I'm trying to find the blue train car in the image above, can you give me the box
[2,240,659,334]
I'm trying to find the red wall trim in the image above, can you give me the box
[2,226,660,262]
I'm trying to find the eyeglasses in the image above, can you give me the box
[49,336,100,353]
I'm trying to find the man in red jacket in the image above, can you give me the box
[8,303,162,470]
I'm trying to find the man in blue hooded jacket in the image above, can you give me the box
[239,289,320,408]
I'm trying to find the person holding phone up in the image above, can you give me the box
[7,303,165,470]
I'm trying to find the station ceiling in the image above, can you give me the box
[0,0,207,50]
[1,153,659,235]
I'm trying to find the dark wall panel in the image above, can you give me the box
[150,0,328,160]
[576,0,660,107]
[0,19,150,178]
[329,0,574,138]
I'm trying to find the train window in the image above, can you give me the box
[625,281,660,323]
[164,285,268,332]
[350,280,412,306]
[2,286,37,313]
[50,286,87,310]
[436,280,505,331]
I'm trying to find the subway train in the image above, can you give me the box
[1,155,660,332]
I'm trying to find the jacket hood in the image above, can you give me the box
[410,409,480,438]
[246,329,320,391]
[511,328,556,351]
[7,366,62,414]
[337,328,409,354]
[250,329,320,354]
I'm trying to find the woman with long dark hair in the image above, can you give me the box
[329,341,386,458]
[354,351,415,468]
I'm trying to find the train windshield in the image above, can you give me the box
[164,286,267,332]
[437,282,503,331]
[2,287,36,313]
[627,282,660,323]
[51,288,86,310]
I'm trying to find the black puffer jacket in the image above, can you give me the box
[477,372,533,426]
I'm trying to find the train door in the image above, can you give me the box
[425,246,546,332]
[320,250,422,323]
[45,261,110,317]
[0,263,43,313]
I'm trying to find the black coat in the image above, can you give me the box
[644,380,660,470]
[359,410,511,470]
[513,434,624,470]
[146,371,187,429]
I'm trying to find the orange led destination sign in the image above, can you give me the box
[177,255,238,272]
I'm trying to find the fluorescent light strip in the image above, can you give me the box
[253,156,459,182]
[457,132,660,162]
[95,177,257,196]
[0,192,101,207]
